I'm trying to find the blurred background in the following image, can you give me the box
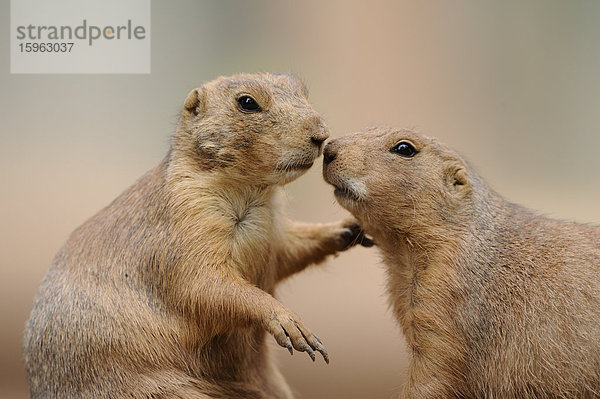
[2,1,600,398]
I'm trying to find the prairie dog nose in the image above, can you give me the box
[323,142,337,165]
[305,115,329,148]
[311,136,326,148]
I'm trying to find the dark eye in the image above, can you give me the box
[390,141,417,158]
[237,95,261,112]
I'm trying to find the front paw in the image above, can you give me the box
[266,308,329,363]
[334,219,374,250]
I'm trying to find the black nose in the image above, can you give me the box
[323,145,337,165]
[311,137,325,148]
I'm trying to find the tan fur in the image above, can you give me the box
[23,73,366,399]
[323,127,600,399]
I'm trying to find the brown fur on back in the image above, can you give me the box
[24,73,365,399]
[323,127,600,398]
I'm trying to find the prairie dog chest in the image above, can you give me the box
[226,192,282,287]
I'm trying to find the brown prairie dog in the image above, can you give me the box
[24,73,369,399]
[323,127,600,399]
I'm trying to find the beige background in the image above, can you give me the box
[2,1,600,398]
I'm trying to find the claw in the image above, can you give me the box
[339,222,374,249]
[313,341,329,363]
[308,335,329,364]
[341,228,354,240]
[360,235,375,247]
[305,346,316,361]
[270,315,329,363]
[272,321,295,355]
[319,348,330,364]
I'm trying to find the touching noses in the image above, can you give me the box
[311,136,326,148]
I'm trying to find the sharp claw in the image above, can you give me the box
[306,347,316,361]
[308,336,329,364]
[361,236,375,247]
[341,228,354,243]
[320,349,330,364]
[348,223,360,234]
[287,344,294,355]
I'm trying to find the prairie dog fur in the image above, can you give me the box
[24,73,367,399]
[323,127,600,398]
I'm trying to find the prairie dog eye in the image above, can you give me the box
[390,141,417,158]
[237,95,261,112]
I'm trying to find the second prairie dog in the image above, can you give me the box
[24,73,368,399]
[323,127,600,399]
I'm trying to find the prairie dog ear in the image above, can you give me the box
[445,164,470,193]
[183,87,207,117]
[454,168,468,186]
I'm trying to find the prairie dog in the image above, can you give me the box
[323,127,600,398]
[24,73,368,399]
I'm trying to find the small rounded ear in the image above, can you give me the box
[183,87,207,117]
[445,164,470,193]
[454,168,468,186]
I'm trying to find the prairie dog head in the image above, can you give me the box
[174,73,328,186]
[322,127,473,236]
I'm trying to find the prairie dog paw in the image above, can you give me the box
[334,219,374,250]
[266,308,329,363]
